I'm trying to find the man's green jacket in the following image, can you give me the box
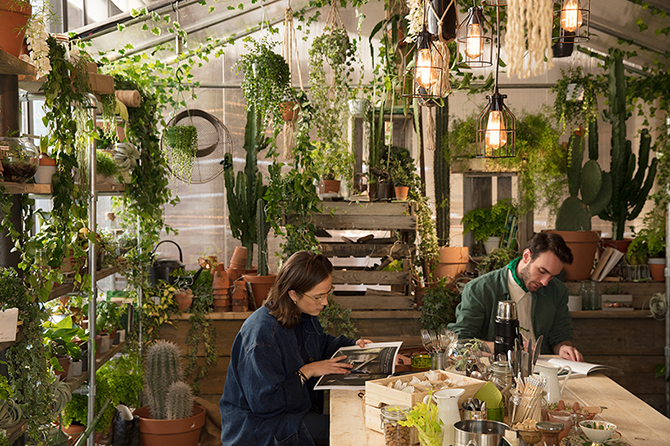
[447,267,574,354]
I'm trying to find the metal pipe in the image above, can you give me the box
[84,92,99,446]
[666,118,670,416]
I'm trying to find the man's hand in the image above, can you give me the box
[356,339,373,348]
[554,342,583,362]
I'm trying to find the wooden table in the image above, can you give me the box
[329,374,670,446]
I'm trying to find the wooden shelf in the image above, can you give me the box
[320,243,414,258]
[0,328,24,351]
[1,181,126,196]
[2,420,28,444]
[48,266,121,301]
[570,309,654,318]
[66,341,125,392]
[0,50,36,76]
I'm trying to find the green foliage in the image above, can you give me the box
[477,248,518,275]
[626,211,666,265]
[550,67,603,133]
[419,281,461,332]
[162,125,197,183]
[223,106,269,268]
[598,50,658,239]
[318,301,358,339]
[462,200,517,243]
[235,37,291,134]
[398,398,443,445]
[42,317,86,365]
[310,142,355,183]
[95,300,123,332]
[1,268,55,443]
[309,27,355,169]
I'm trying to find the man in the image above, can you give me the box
[448,232,584,361]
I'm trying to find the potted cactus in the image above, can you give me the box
[134,340,206,446]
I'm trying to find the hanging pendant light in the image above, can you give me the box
[457,1,493,68]
[475,2,516,158]
[403,28,447,99]
[553,0,590,50]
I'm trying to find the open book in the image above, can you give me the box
[313,341,402,390]
[540,357,621,378]
[590,247,624,282]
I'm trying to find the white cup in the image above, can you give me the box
[568,295,582,312]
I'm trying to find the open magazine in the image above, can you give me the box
[313,341,402,390]
[538,356,621,378]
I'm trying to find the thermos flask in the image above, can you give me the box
[494,300,520,358]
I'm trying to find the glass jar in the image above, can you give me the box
[489,361,513,417]
[411,352,431,371]
[380,405,411,446]
[0,137,38,183]
[536,421,564,446]
[579,280,599,310]
[511,390,547,425]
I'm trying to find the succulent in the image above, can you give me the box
[144,340,184,420]
[165,381,194,420]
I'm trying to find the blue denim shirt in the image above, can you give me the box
[219,306,355,446]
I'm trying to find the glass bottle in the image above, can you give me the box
[580,281,599,310]
[536,421,564,446]
[380,405,411,446]
[489,361,513,417]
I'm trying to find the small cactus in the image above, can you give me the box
[144,340,184,420]
[257,198,269,276]
[165,381,194,420]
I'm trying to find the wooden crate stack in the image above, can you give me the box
[314,201,422,344]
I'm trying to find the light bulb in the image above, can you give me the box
[560,0,583,33]
[485,111,507,150]
[465,23,484,59]
[416,48,437,90]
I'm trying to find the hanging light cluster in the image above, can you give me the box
[457,0,493,68]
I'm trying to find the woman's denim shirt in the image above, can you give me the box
[219,306,355,446]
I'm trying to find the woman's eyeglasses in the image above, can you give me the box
[301,286,335,304]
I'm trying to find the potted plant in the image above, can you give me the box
[627,215,666,281]
[42,317,87,381]
[310,141,355,195]
[96,150,119,184]
[134,340,206,446]
[389,161,411,201]
[476,247,518,276]
[35,137,58,184]
[162,125,198,182]
[462,199,518,254]
[0,0,32,58]
[419,280,461,332]
[0,136,39,183]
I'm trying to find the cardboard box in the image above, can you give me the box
[364,370,486,435]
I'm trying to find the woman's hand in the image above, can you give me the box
[355,339,373,348]
[300,355,353,379]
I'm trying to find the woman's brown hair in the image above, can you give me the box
[266,251,333,328]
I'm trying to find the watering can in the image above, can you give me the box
[149,240,185,286]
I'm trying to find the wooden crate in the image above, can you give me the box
[364,370,486,434]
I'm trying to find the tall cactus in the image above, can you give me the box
[598,50,657,239]
[223,105,269,268]
[256,198,269,276]
[165,381,194,420]
[555,123,612,231]
[144,340,184,420]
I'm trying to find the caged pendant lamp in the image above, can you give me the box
[552,0,590,57]
[403,0,449,100]
[476,2,516,158]
[457,0,493,68]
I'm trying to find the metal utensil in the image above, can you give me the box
[420,329,434,353]
[532,335,543,368]
[429,330,441,353]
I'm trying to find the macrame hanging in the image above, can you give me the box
[282,2,304,159]
[504,0,554,78]
[424,0,458,97]
[325,0,346,32]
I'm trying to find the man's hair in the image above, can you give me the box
[526,233,574,265]
[266,250,333,328]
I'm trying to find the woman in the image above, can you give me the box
[219,251,371,446]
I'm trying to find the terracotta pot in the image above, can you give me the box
[648,258,665,282]
[134,405,206,446]
[279,101,299,122]
[212,264,229,290]
[55,355,71,381]
[322,179,341,194]
[61,423,86,446]
[0,0,31,58]
[175,289,193,311]
[229,246,247,270]
[544,230,600,281]
[244,274,277,309]
[394,186,409,201]
[434,247,469,280]
[600,238,633,259]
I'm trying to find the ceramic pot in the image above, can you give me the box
[243,274,277,309]
[322,179,341,194]
[544,230,600,281]
[175,289,193,311]
[61,423,86,446]
[70,360,82,377]
[35,155,57,184]
[348,99,369,116]
[279,101,299,122]
[484,236,501,254]
[55,355,71,381]
[394,186,409,201]
[134,405,206,446]
[648,258,665,281]
[434,246,469,280]
[0,0,31,58]
[229,246,247,270]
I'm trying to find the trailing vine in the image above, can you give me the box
[550,66,603,134]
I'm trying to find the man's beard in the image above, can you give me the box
[518,262,532,290]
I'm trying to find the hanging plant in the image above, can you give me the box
[550,66,603,133]
[163,125,198,183]
[235,37,291,134]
